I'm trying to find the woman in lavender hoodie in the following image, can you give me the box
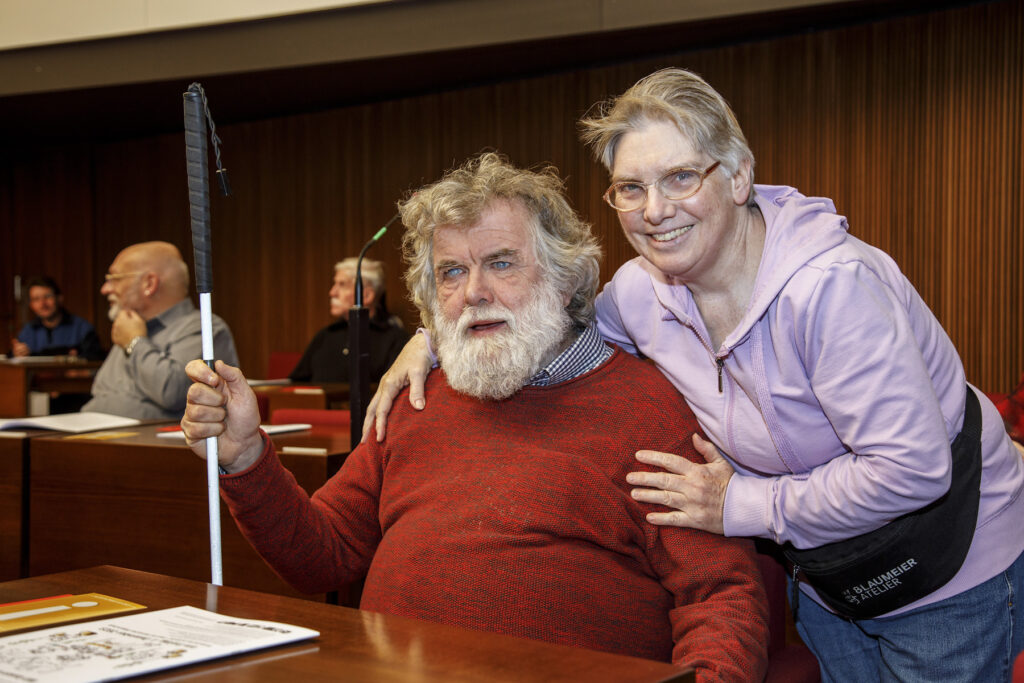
[369,69,1024,682]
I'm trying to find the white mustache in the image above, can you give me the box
[456,304,514,332]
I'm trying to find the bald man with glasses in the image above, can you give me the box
[83,241,238,420]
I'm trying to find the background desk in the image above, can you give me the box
[252,382,351,421]
[0,431,36,582]
[3,421,174,583]
[0,358,101,417]
[0,566,694,682]
[27,424,351,602]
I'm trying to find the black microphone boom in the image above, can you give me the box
[355,213,399,306]
[349,215,398,448]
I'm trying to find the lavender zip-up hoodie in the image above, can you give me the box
[596,184,1024,614]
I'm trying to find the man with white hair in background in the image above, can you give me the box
[84,240,238,420]
[181,154,768,681]
[288,257,408,383]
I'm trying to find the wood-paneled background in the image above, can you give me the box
[2,0,1021,392]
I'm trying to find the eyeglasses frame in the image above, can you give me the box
[103,271,143,282]
[603,161,721,212]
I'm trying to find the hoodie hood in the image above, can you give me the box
[722,184,849,348]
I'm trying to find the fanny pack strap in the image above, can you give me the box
[958,385,983,445]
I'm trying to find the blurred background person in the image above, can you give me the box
[83,240,238,419]
[289,257,409,384]
[11,275,103,360]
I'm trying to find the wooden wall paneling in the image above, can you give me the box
[91,134,194,349]
[253,114,323,376]
[4,147,97,349]
[0,161,12,340]
[372,95,439,330]
[986,1,1024,388]
[205,118,268,376]
[211,114,320,377]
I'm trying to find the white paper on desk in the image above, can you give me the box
[3,356,67,365]
[246,378,292,386]
[0,605,319,683]
[156,423,312,439]
[0,412,141,434]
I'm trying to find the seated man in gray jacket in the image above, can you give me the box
[83,241,238,420]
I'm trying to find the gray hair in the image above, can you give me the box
[398,152,601,332]
[335,257,385,296]
[579,68,756,195]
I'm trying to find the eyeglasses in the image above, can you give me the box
[104,271,142,282]
[603,161,720,212]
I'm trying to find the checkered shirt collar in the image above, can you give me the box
[528,323,613,387]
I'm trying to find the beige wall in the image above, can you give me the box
[0,0,855,51]
[1,0,856,97]
[0,0,387,50]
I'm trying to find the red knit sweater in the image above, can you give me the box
[222,348,768,681]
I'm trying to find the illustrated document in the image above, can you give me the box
[0,605,319,682]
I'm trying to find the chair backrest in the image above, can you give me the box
[987,372,1024,445]
[755,553,789,657]
[270,408,351,429]
[755,553,821,683]
[267,351,302,379]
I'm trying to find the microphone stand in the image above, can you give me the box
[348,217,396,449]
[9,275,22,354]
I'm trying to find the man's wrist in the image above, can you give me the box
[221,431,269,475]
[124,335,144,356]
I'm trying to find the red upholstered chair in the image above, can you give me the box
[267,350,302,380]
[269,408,351,430]
[986,372,1024,446]
[1003,383,1023,444]
[255,392,271,422]
[756,553,821,683]
[1013,649,1024,683]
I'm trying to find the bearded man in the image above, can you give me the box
[181,154,769,681]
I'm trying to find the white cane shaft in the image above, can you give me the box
[207,437,223,586]
[198,292,223,586]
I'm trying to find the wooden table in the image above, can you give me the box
[0,357,101,417]
[27,423,351,602]
[0,566,693,682]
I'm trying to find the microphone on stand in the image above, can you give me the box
[349,213,399,449]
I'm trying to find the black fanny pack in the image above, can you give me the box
[777,387,983,620]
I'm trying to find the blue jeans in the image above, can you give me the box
[794,548,1024,682]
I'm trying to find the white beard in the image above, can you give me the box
[432,281,572,400]
[107,300,121,322]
